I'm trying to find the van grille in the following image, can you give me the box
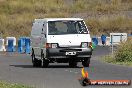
[59,45,80,48]
[59,48,82,52]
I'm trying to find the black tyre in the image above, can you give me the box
[41,51,49,68]
[82,58,90,67]
[43,60,49,68]
[32,49,42,67]
[69,60,77,68]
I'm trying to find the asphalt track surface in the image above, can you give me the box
[0,46,132,88]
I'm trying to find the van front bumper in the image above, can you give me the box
[46,48,92,59]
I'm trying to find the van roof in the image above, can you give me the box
[34,18,83,22]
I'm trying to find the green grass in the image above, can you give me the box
[102,55,132,66]
[0,0,132,38]
[102,38,132,66]
[0,81,33,88]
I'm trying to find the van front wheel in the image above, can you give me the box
[43,60,49,68]
[82,58,90,67]
[69,59,77,68]
[41,52,49,68]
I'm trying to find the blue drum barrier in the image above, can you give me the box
[18,37,30,54]
[19,37,26,46]
[22,37,26,46]
[18,37,26,53]
[7,39,15,52]
[18,39,23,53]
[92,37,98,49]
[92,37,98,46]
[25,38,30,54]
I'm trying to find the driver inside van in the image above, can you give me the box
[48,22,58,35]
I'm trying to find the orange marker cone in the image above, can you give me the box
[79,68,91,86]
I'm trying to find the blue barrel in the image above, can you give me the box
[18,39,24,53]
[128,34,132,37]
[18,37,26,53]
[19,37,26,46]
[25,38,30,54]
[19,37,26,53]
[7,39,15,52]
[92,37,98,46]
[101,34,106,42]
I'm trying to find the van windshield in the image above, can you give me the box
[48,21,88,35]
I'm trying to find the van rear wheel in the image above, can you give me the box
[32,51,42,67]
[32,55,42,67]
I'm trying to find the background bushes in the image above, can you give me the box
[103,37,132,66]
[0,0,132,38]
[115,38,132,62]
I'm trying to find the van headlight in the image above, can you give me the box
[81,42,88,48]
[51,43,58,48]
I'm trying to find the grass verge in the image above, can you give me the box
[102,38,132,66]
[102,55,132,66]
[0,81,33,88]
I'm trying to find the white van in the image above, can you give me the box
[31,18,92,67]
